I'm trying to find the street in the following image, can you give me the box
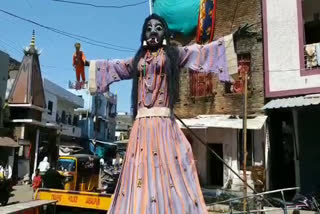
[8,184,33,204]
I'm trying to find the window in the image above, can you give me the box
[56,111,60,123]
[109,103,117,118]
[225,54,251,94]
[303,1,320,45]
[303,0,320,70]
[189,70,216,97]
[48,101,53,115]
[238,129,254,170]
[61,111,66,124]
[73,115,79,126]
[67,113,72,125]
[94,118,101,132]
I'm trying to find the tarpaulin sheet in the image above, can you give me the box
[153,0,199,35]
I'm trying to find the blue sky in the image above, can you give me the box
[0,0,150,112]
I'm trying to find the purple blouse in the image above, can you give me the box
[89,35,236,109]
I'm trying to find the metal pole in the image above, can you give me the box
[281,190,288,214]
[149,0,153,15]
[33,128,40,177]
[243,67,248,211]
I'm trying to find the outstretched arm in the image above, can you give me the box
[88,58,133,94]
[178,34,237,82]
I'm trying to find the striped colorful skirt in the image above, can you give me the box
[108,117,208,214]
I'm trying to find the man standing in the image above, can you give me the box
[38,157,50,176]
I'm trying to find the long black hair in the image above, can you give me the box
[131,14,180,117]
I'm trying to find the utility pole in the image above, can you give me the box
[242,59,249,212]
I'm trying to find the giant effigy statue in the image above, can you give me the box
[88,14,239,214]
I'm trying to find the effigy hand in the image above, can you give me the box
[85,60,90,67]
[233,23,256,40]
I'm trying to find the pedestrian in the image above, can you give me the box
[0,161,4,180]
[100,158,105,169]
[112,153,123,167]
[42,167,64,190]
[38,157,50,176]
[4,164,12,180]
[32,169,42,193]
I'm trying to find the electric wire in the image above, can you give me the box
[52,0,148,9]
[0,10,317,73]
[0,8,136,52]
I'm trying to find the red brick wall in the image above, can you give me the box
[174,0,264,118]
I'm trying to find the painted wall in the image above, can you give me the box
[186,127,266,191]
[264,0,320,97]
[42,79,83,138]
[18,159,29,179]
[42,90,57,123]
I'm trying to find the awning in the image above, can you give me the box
[0,137,19,147]
[59,141,83,149]
[177,115,267,130]
[59,141,83,156]
[263,94,320,110]
[89,140,117,158]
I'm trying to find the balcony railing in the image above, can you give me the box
[58,124,81,138]
[56,113,79,126]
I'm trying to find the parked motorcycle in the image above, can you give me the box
[0,179,14,206]
[267,192,320,213]
[101,165,121,194]
[291,192,320,212]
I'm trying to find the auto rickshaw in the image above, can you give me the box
[56,154,100,192]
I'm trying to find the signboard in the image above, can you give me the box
[36,189,112,211]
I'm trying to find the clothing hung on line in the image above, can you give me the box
[305,44,318,68]
[89,35,236,214]
[316,43,320,66]
[73,51,86,82]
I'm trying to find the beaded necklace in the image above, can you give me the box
[139,48,165,108]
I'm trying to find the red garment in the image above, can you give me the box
[73,51,86,82]
[32,175,42,191]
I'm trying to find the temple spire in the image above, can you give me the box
[24,30,38,55]
[30,30,35,48]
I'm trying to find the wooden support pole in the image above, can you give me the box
[242,67,248,211]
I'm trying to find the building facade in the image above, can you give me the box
[115,112,133,141]
[69,89,117,157]
[5,32,50,180]
[42,78,84,156]
[263,0,320,194]
[174,0,267,191]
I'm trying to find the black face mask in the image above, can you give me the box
[145,19,165,48]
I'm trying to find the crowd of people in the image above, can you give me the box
[32,156,64,192]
